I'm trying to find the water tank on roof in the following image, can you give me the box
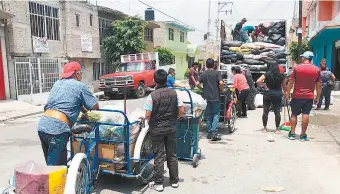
[145,8,155,21]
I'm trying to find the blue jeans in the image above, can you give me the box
[206,101,220,134]
[317,86,332,109]
[38,131,70,166]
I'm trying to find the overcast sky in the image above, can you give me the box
[93,0,296,45]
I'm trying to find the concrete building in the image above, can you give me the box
[0,7,14,101]
[154,21,194,80]
[2,0,100,105]
[302,0,340,78]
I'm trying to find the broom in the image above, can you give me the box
[279,99,291,131]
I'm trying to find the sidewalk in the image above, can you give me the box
[0,100,43,122]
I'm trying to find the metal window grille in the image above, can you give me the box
[169,28,174,40]
[99,18,112,45]
[29,2,60,41]
[15,57,64,96]
[144,28,153,42]
[180,31,185,43]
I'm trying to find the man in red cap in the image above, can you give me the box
[37,61,99,166]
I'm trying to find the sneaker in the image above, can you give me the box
[211,134,222,141]
[149,181,164,192]
[171,182,179,188]
[324,107,330,110]
[207,133,212,139]
[300,134,309,141]
[288,132,296,140]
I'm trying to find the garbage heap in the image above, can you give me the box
[258,21,286,46]
[220,41,287,72]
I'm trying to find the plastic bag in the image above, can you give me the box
[277,37,286,46]
[229,47,241,52]
[240,43,261,50]
[243,59,265,65]
[222,40,243,47]
[15,161,67,194]
[255,94,264,108]
[176,90,207,117]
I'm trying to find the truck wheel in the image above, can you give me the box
[133,82,146,98]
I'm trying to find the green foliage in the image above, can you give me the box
[154,47,174,65]
[184,68,190,78]
[103,16,146,64]
[289,39,311,63]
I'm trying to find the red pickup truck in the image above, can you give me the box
[99,53,158,99]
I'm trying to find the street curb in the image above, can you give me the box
[0,111,44,122]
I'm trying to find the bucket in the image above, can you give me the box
[334,81,340,91]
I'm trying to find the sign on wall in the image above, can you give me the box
[32,36,49,53]
[81,34,93,52]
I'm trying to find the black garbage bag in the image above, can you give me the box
[231,57,238,63]
[252,49,261,55]
[270,34,282,41]
[221,50,234,55]
[277,37,286,46]
[268,29,281,35]
[236,53,244,60]
[221,59,231,64]
[278,58,287,64]
[243,59,265,65]
[259,48,272,53]
[263,36,273,43]
[274,52,287,59]
[236,60,243,64]
[222,46,229,50]
[222,40,243,47]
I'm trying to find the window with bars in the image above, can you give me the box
[93,62,105,81]
[180,31,185,43]
[99,18,112,45]
[29,2,60,41]
[144,27,153,42]
[169,28,174,40]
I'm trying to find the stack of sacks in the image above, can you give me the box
[259,21,286,46]
[176,90,207,117]
[220,41,287,71]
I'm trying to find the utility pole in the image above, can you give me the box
[215,2,233,42]
[207,0,211,40]
[297,0,303,62]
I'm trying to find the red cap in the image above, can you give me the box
[61,62,81,78]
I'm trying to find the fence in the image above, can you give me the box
[15,57,65,104]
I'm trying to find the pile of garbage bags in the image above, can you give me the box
[220,41,287,71]
[176,90,207,118]
[259,21,286,46]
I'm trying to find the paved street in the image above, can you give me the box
[1,98,340,193]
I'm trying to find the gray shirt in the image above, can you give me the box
[199,69,223,102]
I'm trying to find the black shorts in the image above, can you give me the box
[290,98,313,116]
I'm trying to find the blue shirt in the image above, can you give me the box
[38,79,97,135]
[242,26,255,33]
[167,75,175,88]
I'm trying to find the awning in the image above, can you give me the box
[0,10,14,19]
[309,25,340,45]
[187,44,198,57]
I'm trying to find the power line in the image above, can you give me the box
[137,0,206,34]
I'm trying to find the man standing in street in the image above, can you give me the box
[285,51,321,141]
[188,62,199,89]
[197,58,224,141]
[242,65,256,110]
[145,69,184,192]
[38,61,99,166]
[233,18,247,41]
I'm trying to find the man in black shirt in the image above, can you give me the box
[233,18,247,41]
[197,58,224,141]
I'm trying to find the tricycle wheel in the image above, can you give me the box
[64,153,91,194]
[228,104,237,133]
[139,133,154,185]
[140,159,155,185]
[192,154,200,168]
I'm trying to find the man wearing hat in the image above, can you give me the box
[233,18,247,41]
[37,61,99,166]
[285,51,321,141]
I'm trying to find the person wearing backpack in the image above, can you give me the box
[316,58,336,110]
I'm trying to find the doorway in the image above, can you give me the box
[333,44,340,80]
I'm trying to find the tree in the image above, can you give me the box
[103,17,146,64]
[289,38,311,63]
[154,47,174,66]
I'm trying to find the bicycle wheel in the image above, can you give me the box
[139,133,154,184]
[64,153,91,194]
[228,104,237,133]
